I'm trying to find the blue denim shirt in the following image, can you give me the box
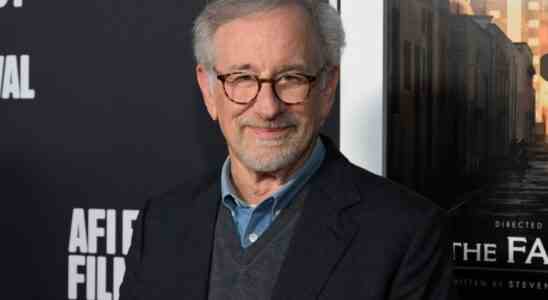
[221,138,326,248]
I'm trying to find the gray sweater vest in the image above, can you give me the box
[207,188,307,300]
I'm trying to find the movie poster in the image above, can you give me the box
[386,0,548,297]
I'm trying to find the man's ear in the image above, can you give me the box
[196,64,218,121]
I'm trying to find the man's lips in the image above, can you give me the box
[248,126,292,139]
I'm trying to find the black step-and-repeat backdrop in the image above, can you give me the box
[3,1,221,299]
[2,1,213,299]
[2,1,339,299]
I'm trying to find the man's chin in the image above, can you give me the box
[239,150,298,173]
[244,160,291,173]
[253,137,287,146]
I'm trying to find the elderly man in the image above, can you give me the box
[120,0,454,299]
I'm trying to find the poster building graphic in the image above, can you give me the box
[386,0,548,297]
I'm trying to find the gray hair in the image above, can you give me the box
[193,0,345,70]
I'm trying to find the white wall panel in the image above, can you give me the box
[339,0,386,176]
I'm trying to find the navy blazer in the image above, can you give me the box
[120,139,455,299]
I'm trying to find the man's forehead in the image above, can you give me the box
[216,2,312,29]
[213,5,313,41]
[211,5,320,72]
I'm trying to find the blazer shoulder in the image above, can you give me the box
[338,161,451,263]
[143,170,219,216]
[342,160,446,224]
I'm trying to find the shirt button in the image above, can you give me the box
[275,210,281,217]
[248,233,258,243]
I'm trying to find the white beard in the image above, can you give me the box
[228,112,316,173]
[235,134,305,172]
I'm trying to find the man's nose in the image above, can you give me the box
[253,82,285,120]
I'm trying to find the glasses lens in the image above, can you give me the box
[275,74,311,104]
[224,74,259,103]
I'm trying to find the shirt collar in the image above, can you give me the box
[221,137,326,211]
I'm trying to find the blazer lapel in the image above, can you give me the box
[174,179,221,300]
[272,144,363,300]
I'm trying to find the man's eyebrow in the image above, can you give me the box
[225,64,255,72]
[275,64,311,74]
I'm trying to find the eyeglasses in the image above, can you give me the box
[214,68,322,105]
